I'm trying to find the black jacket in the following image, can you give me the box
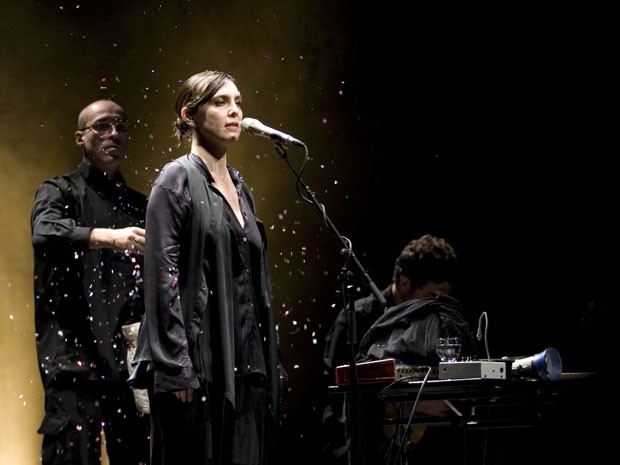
[358,293,478,365]
[130,154,285,417]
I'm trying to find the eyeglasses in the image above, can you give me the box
[79,119,130,134]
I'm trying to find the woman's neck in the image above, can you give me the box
[192,146,228,180]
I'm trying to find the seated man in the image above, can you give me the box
[351,234,479,464]
[358,234,477,365]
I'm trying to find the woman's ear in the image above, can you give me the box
[181,107,194,126]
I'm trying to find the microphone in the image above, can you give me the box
[241,117,305,147]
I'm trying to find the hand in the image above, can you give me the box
[173,388,194,403]
[89,226,146,254]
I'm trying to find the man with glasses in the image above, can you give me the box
[31,100,150,465]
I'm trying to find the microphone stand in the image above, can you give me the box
[272,140,386,465]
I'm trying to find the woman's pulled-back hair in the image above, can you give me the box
[173,69,235,146]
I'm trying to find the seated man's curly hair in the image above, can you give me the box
[392,234,458,290]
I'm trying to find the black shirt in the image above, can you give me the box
[226,197,267,377]
[31,161,147,386]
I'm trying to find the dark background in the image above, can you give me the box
[0,1,614,463]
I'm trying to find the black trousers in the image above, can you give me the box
[38,379,150,465]
[149,377,268,465]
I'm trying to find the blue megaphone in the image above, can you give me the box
[510,347,562,381]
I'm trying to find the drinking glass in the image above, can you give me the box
[436,337,462,362]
